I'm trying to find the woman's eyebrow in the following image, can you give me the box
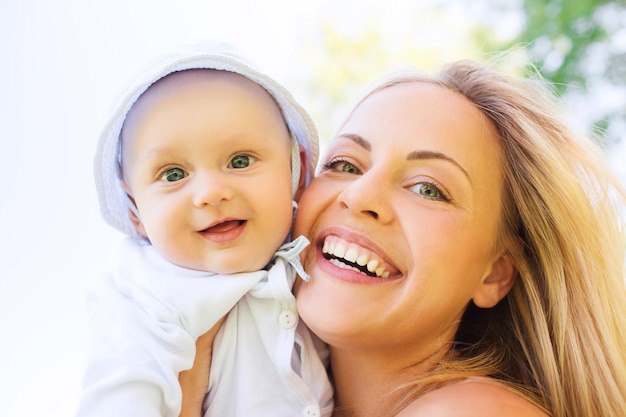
[338,133,371,151]
[337,134,471,182]
[407,150,471,182]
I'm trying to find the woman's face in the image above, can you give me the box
[294,81,511,361]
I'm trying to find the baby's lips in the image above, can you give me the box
[203,219,244,233]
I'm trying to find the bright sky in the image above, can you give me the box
[1,1,624,416]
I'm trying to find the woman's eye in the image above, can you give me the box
[323,159,361,174]
[229,154,255,169]
[160,167,187,182]
[410,182,450,201]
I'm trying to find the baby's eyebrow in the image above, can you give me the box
[406,150,471,183]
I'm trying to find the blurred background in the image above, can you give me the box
[1,0,624,415]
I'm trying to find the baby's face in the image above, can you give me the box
[122,70,294,273]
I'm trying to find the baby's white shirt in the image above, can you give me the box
[76,237,333,417]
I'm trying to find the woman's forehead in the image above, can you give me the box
[341,82,494,146]
[333,80,503,184]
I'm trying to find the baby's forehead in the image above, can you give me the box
[120,70,214,157]
[120,68,288,160]
[134,69,245,111]
[122,69,270,140]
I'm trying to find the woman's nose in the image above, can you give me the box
[192,174,235,207]
[336,170,394,223]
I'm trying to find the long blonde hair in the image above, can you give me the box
[366,61,626,416]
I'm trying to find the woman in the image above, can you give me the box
[182,60,626,416]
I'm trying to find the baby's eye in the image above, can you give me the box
[229,154,255,169]
[410,182,450,201]
[323,159,361,174]
[160,167,187,182]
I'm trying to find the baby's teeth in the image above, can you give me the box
[375,266,386,277]
[345,247,358,263]
[322,240,330,254]
[356,254,368,266]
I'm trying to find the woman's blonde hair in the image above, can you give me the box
[365,60,626,416]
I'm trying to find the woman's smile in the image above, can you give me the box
[322,236,391,278]
[317,229,401,282]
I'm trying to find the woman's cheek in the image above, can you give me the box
[293,184,321,239]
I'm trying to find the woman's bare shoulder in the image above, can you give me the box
[395,379,549,417]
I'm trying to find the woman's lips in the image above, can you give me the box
[199,219,246,243]
[315,232,401,282]
[322,235,394,278]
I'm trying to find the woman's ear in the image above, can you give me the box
[293,145,308,201]
[472,251,517,308]
[122,181,148,238]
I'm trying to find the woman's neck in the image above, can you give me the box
[329,344,451,417]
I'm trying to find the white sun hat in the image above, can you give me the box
[94,43,319,239]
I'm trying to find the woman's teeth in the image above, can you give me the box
[322,236,391,278]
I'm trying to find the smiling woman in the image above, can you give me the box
[294,79,515,404]
[291,61,626,417]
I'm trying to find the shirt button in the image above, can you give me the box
[278,310,297,328]
[303,405,320,417]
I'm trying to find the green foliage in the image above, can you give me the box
[505,0,626,145]
[513,0,611,92]
[293,0,625,146]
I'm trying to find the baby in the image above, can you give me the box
[76,44,332,417]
